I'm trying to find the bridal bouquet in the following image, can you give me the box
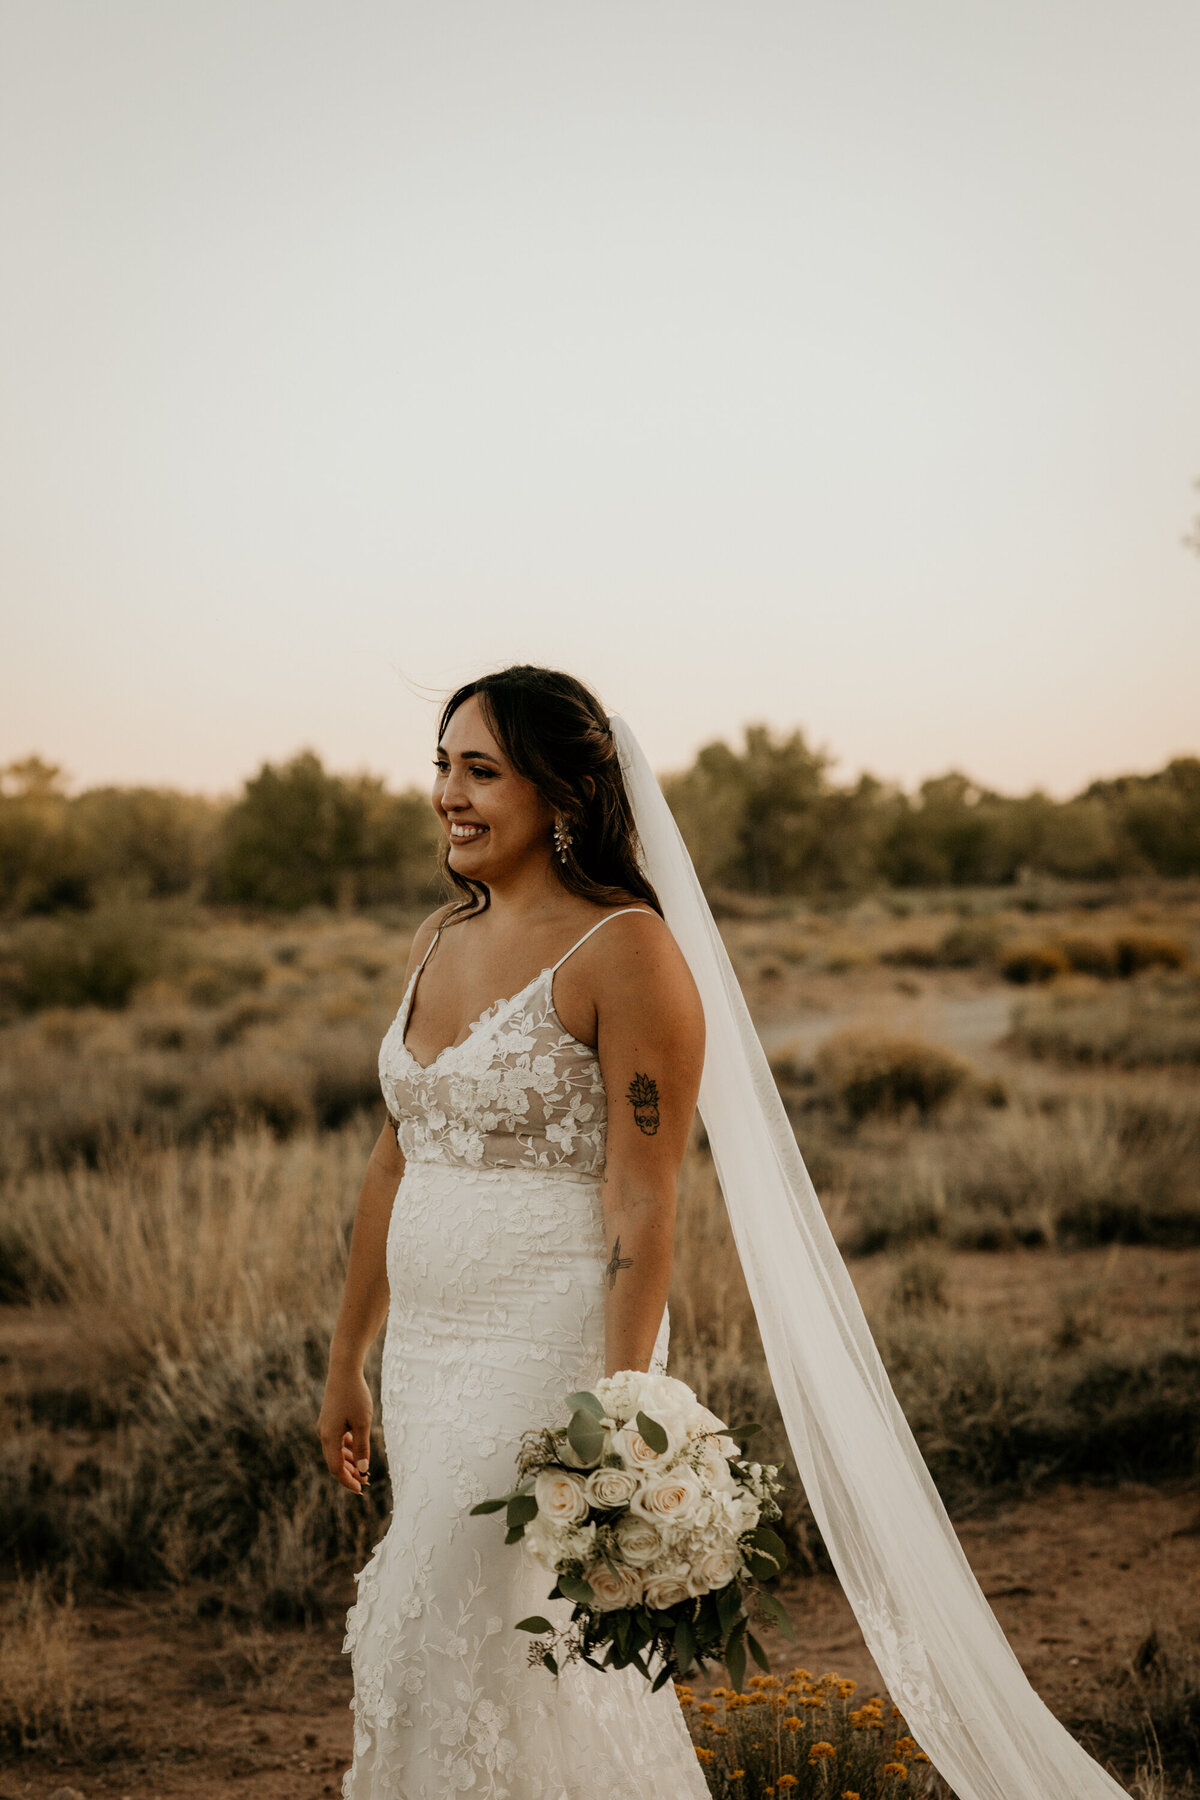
[470,1369,793,1691]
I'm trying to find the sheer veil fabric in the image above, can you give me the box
[608,713,1131,1800]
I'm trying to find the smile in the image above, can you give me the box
[448,823,489,842]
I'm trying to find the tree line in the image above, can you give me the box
[1,730,1198,917]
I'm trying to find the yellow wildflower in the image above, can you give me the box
[800,1695,825,1709]
[913,1751,931,1763]
[699,1702,718,1716]
[711,1725,730,1736]
[771,1694,789,1710]
[749,1674,772,1689]
[808,1740,837,1763]
[694,1746,715,1765]
[894,1736,918,1756]
[837,1679,857,1697]
[788,1667,813,1682]
[778,1779,799,1790]
[882,1763,908,1780]
[783,1716,803,1733]
[840,1792,861,1800]
[730,1772,745,1782]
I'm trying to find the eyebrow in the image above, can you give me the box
[436,746,499,762]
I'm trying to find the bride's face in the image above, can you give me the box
[433,695,557,881]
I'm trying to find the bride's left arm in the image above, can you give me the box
[593,914,705,1377]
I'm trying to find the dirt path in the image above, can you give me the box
[6,1482,1195,1799]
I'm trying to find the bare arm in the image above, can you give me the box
[593,915,705,1377]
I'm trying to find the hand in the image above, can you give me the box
[318,1363,374,1495]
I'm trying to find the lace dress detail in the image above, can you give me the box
[343,911,709,1799]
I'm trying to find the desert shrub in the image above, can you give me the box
[888,1247,950,1314]
[1056,934,1121,977]
[1009,973,1200,1069]
[1070,1630,1200,1788]
[815,1031,969,1123]
[0,900,170,1014]
[882,922,1002,969]
[0,1573,85,1748]
[1114,932,1188,976]
[1001,941,1071,984]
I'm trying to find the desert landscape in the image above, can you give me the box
[1,876,1197,1799]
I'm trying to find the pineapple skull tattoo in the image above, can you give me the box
[625,1071,661,1136]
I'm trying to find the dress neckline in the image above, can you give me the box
[397,963,554,1074]
[397,905,656,1075]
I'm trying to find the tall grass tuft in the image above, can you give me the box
[0,1573,85,1748]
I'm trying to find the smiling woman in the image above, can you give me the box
[317,665,709,1800]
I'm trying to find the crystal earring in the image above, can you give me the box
[553,816,573,862]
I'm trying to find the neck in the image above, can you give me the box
[469,852,573,925]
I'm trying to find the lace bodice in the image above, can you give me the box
[377,908,655,1178]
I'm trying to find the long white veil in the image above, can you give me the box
[608,712,1131,1800]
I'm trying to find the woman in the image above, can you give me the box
[323,663,1133,1800]
[319,665,714,1798]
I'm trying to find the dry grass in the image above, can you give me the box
[3,1120,373,1373]
[1009,972,1200,1068]
[0,1573,86,1748]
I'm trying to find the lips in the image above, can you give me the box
[448,823,488,843]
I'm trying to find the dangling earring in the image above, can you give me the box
[553,816,573,863]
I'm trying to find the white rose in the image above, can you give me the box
[613,1513,663,1569]
[642,1565,691,1610]
[628,1467,703,1526]
[534,1468,589,1525]
[585,1560,644,1612]
[584,1465,640,1510]
[611,1423,680,1473]
[685,1542,740,1597]
[698,1439,737,1494]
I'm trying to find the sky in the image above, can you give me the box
[2,0,1198,803]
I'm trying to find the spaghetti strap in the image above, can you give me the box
[549,907,657,975]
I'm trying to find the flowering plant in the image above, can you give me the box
[469,1369,794,1691]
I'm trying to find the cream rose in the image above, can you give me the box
[585,1560,644,1612]
[642,1565,691,1610]
[611,1422,679,1472]
[613,1512,663,1569]
[534,1468,589,1524]
[628,1466,702,1526]
[584,1465,640,1510]
[685,1542,740,1597]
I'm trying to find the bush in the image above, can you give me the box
[814,1031,970,1123]
[883,922,1002,970]
[1009,974,1200,1069]
[0,900,170,1014]
[0,1574,85,1749]
[1114,932,1188,976]
[1001,942,1071,984]
[1055,935,1120,978]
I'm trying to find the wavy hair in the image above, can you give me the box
[434,665,662,919]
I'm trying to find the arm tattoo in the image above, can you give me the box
[625,1071,660,1137]
[605,1234,634,1289]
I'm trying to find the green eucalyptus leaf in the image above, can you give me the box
[544,1652,558,1677]
[651,1662,674,1692]
[565,1390,605,1418]
[566,1407,605,1465]
[725,1620,747,1695]
[506,1493,538,1529]
[673,1617,696,1677]
[558,1572,595,1606]
[515,1615,552,1633]
[504,1524,526,1544]
[756,1588,797,1640]
[635,1411,669,1454]
[469,1496,509,1515]
[717,1583,743,1636]
[747,1630,771,1675]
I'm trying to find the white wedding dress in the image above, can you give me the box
[342,908,711,1799]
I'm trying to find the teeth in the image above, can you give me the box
[449,824,487,840]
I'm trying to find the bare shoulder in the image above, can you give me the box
[402,901,465,981]
[588,907,704,1036]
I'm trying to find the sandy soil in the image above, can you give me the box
[4,1480,1196,1800]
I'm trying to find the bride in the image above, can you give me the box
[319,663,1133,1799]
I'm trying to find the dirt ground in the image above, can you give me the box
[4,1480,1196,1800]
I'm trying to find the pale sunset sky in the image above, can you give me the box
[1,1,1197,801]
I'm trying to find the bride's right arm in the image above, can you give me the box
[317,905,452,1494]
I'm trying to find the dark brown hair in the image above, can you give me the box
[435,665,662,919]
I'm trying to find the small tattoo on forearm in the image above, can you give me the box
[626,1071,660,1136]
[605,1235,633,1289]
